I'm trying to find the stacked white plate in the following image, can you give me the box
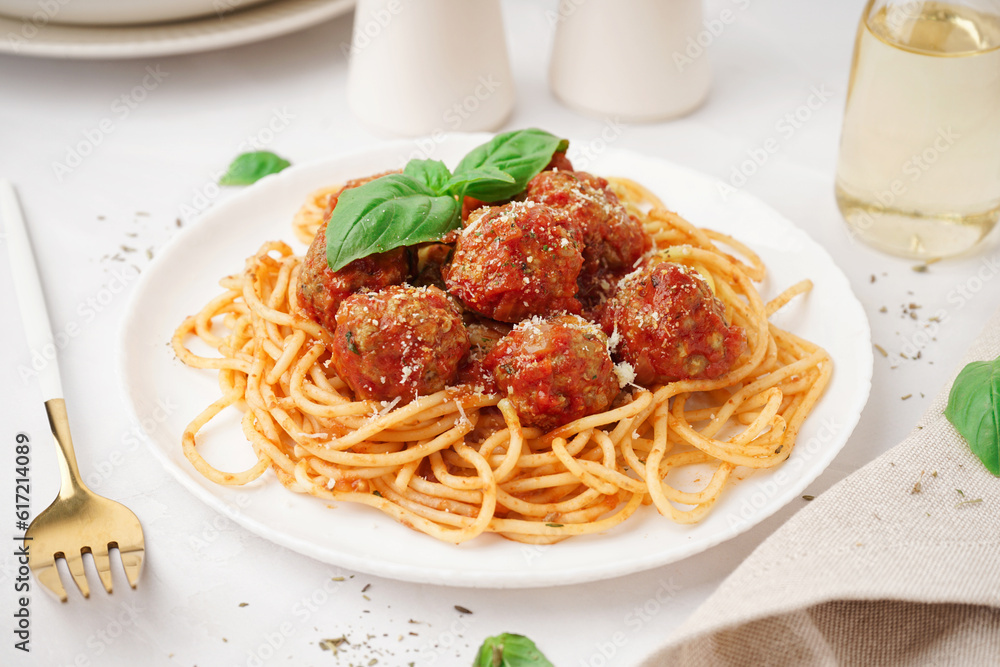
[0,0,354,59]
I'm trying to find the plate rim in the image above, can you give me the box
[117,134,873,588]
[0,0,354,60]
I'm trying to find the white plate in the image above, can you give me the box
[0,0,353,60]
[118,134,873,588]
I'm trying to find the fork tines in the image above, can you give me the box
[33,543,144,602]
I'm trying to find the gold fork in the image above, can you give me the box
[2,180,145,601]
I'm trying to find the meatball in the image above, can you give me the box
[461,196,489,222]
[601,261,746,385]
[545,150,574,172]
[525,170,649,314]
[525,170,646,271]
[454,317,511,393]
[484,314,620,431]
[331,285,469,402]
[443,201,584,323]
[298,219,410,332]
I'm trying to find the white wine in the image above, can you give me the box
[835,1,1000,258]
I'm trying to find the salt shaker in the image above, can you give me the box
[346,0,516,137]
[549,0,711,121]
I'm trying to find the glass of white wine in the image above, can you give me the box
[835,0,1000,258]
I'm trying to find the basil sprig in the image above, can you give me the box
[445,166,515,197]
[325,128,567,271]
[403,159,454,195]
[473,633,554,667]
[453,128,569,202]
[220,151,291,185]
[945,356,1000,476]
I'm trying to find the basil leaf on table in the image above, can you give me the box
[944,356,1000,476]
[403,159,454,195]
[473,633,554,667]
[219,151,291,185]
[453,128,568,202]
[325,173,460,272]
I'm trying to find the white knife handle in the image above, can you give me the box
[1,180,63,402]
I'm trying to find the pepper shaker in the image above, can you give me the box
[549,0,711,121]
[347,0,516,137]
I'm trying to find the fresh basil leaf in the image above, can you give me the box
[945,357,1000,476]
[403,159,453,195]
[325,173,460,271]
[473,633,554,667]
[219,151,291,186]
[453,128,567,202]
[445,166,515,198]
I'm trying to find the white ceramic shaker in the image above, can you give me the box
[549,0,712,121]
[347,0,516,137]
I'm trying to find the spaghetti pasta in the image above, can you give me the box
[173,175,832,544]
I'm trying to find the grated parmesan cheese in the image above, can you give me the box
[606,325,621,354]
[377,396,401,417]
[612,360,637,389]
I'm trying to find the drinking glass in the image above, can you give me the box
[835,0,1000,258]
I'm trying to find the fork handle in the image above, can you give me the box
[1,180,63,402]
[44,398,87,495]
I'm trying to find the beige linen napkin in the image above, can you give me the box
[640,307,1000,666]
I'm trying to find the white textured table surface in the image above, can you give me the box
[2,1,999,665]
